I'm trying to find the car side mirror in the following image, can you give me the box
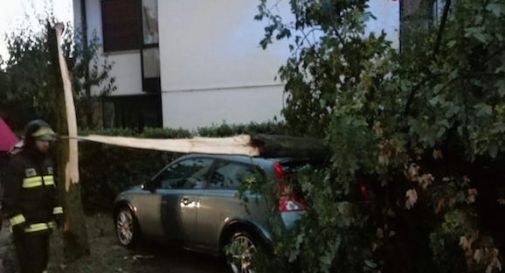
[143,179,158,192]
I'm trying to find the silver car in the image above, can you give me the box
[113,154,309,273]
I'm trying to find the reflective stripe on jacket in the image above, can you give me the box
[22,175,55,188]
[24,222,56,233]
[3,150,63,234]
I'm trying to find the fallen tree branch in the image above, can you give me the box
[68,134,328,160]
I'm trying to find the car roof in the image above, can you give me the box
[177,153,278,164]
[154,153,318,181]
[177,153,317,167]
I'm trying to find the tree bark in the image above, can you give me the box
[251,134,328,160]
[47,22,90,262]
[76,134,328,160]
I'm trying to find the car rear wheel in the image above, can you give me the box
[115,207,139,247]
[226,231,257,273]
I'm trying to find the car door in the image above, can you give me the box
[128,184,165,240]
[156,157,214,246]
[196,160,263,251]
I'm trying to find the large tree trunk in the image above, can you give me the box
[250,134,328,160]
[47,22,90,262]
[76,134,328,160]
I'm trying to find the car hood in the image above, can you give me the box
[117,185,144,196]
[127,185,144,192]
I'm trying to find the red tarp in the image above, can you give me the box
[0,118,18,152]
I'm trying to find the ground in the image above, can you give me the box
[1,214,229,273]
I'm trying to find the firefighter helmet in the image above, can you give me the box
[24,120,56,141]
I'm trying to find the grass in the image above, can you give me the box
[47,213,228,273]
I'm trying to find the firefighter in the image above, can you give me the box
[3,120,63,273]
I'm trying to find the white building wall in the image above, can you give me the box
[158,0,291,129]
[106,53,144,96]
[162,85,284,129]
[85,0,102,43]
[158,0,400,129]
[75,0,400,129]
[73,0,82,32]
[74,0,144,97]
[367,0,401,48]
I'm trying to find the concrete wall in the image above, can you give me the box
[161,85,284,129]
[73,0,81,32]
[367,0,400,48]
[158,0,400,129]
[158,0,290,129]
[74,0,144,97]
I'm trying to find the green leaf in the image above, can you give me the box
[320,252,333,268]
[489,144,499,158]
[447,40,457,48]
[492,122,505,133]
[475,103,493,117]
[465,27,489,43]
[496,80,505,97]
[486,3,504,17]
[364,259,378,269]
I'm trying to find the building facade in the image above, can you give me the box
[73,0,400,130]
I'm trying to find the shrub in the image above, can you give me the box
[254,0,505,272]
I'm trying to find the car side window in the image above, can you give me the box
[208,161,256,189]
[158,158,213,189]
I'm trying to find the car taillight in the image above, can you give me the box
[359,183,370,202]
[278,196,305,212]
[274,162,285,180]
[274,162,306,212]
[360,184,369,201]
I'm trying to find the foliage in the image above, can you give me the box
[0,15,115,129]
[0,68,10,112]
[197,121,290,137]
[71,32,116,127]
[253,0,505,273]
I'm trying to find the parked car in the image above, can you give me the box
[113,153,312,273]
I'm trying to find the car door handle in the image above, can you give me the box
[181,198,192,206]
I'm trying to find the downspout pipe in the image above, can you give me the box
[80,0,89,88]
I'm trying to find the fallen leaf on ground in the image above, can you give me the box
[405,189,418,210]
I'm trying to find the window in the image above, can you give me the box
[141,47,161,92]
[142,48,160,78]
[101,0,160,91]
[102,94,162,130]
[101,0,141,52]
[209,161,257,189]
[158,158,214,189]
[140,0,160,92]
[142,0,158,45]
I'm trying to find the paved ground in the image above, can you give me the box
[128,245,229,273]
[0,214,229,273]
[0,221,19,273]
[48,214,230,273]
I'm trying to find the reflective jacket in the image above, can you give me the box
[3,150,63,234]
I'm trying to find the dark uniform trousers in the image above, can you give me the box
[13,231,50,273]
[3,151,63,273]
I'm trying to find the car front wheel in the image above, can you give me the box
[226,231,257,273]
[115,206,139,247]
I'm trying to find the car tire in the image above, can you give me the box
[115,206,140,248]
[226,231,257,273]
